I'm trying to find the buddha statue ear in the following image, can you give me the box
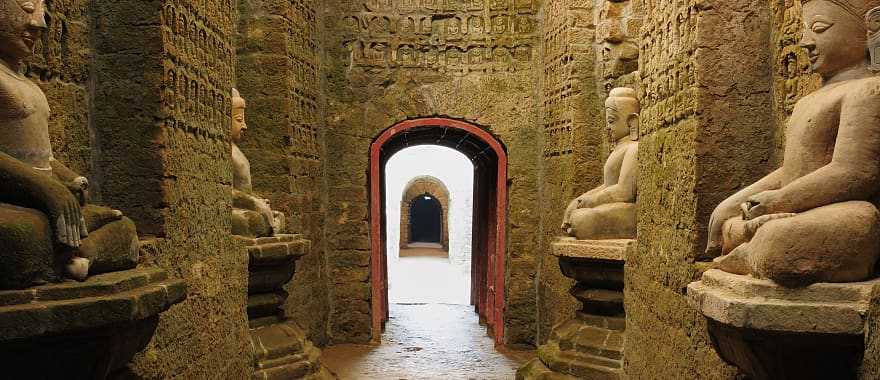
[628,113,640,141]
[867,7,880,72]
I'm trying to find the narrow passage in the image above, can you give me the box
[322,246,532,379]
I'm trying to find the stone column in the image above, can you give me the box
[90,0,253,377]
[237,0,330,346]
[625,0,774,377]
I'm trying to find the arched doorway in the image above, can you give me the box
[370,118,508,344]
[409,195,443,244]
[400,176,450,250]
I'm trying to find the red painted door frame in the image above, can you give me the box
[369,118,508,344]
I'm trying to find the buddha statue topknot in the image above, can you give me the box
[0,0,138,289]
[707,0,880,286]
[562,87,639,240]
[230,88,284,238]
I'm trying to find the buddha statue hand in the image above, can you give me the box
[65,176,89,205]
[40,177,88,248]
[742,190,787,221]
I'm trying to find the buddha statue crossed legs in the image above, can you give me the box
[707,0,880,286]
[562,88,640,240]
[0,0,138,289]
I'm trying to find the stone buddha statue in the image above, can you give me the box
[707,0,880,286]
[561,88,639,240]
[0,0,138,289]
[230,89,284,238]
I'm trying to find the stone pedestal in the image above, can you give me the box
[519,239,634,380]
[237,234,335,380]
[0,268,186,379]
[688,269,880,380]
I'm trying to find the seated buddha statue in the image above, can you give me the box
[706,0,880,287]
[561,88,640,240]
[0,0,138,289]
[230,89,285,238]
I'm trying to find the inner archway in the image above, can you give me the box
[400,176,450,250]
[409,195,442,244]
[370,117,508,344]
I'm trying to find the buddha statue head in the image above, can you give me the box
[0,0,46,69]
[231,88,247,143]
[604,87,640,145]
[800,0,880,79]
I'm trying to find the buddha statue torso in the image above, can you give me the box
[232,142,252,192]
[0,64,53,173]
[707,0,880,287]
[782,78,879,189]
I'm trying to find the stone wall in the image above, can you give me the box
[624,0,775,378]
[29,0,92,177]
[90,1,252,377]
[322,0,542,345]
[237,0,331,347]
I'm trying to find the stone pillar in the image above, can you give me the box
[625,0,774,377]
[519,239,632,380]
[90,0,253,377]
[237,0,330,346]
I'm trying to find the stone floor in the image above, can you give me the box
[323,303,532,380]
[323,248,533,379]
[389,246,471,305]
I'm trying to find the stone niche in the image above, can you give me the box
[0,267,186,378]
[519,238,634,380]
[689,270,880,379]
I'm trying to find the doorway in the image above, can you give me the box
[409,195,443,244]
[369,118,508,344]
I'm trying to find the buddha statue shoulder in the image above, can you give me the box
[707,0,880,286]
[0,0,138,289]
[230,89,285,238]
[561,87,640,240]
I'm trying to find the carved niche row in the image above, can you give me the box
[639,3,699,130]
[363,0,538,13]
[161,0,236,139]
[289,1,322,162]
[541,0,576,158]
[344,1,538,73]
[344,13,537,38]
[348,42,533,73]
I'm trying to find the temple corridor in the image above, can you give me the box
[323,247,533,379]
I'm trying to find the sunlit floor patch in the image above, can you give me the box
[322,303,533,380]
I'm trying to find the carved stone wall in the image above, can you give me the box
[90,1,252,377]
[323,0,541,345]
[624,0,775,378]
[341,0,538,74]
[27,0,92,177]
[237,0,330,347]
[400,176,450,250]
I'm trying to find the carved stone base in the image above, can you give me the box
[518,239,633,380]
[0,268,187,379]
[251,320,335,380]
[237,234,336,380]
[688,269,880,380]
